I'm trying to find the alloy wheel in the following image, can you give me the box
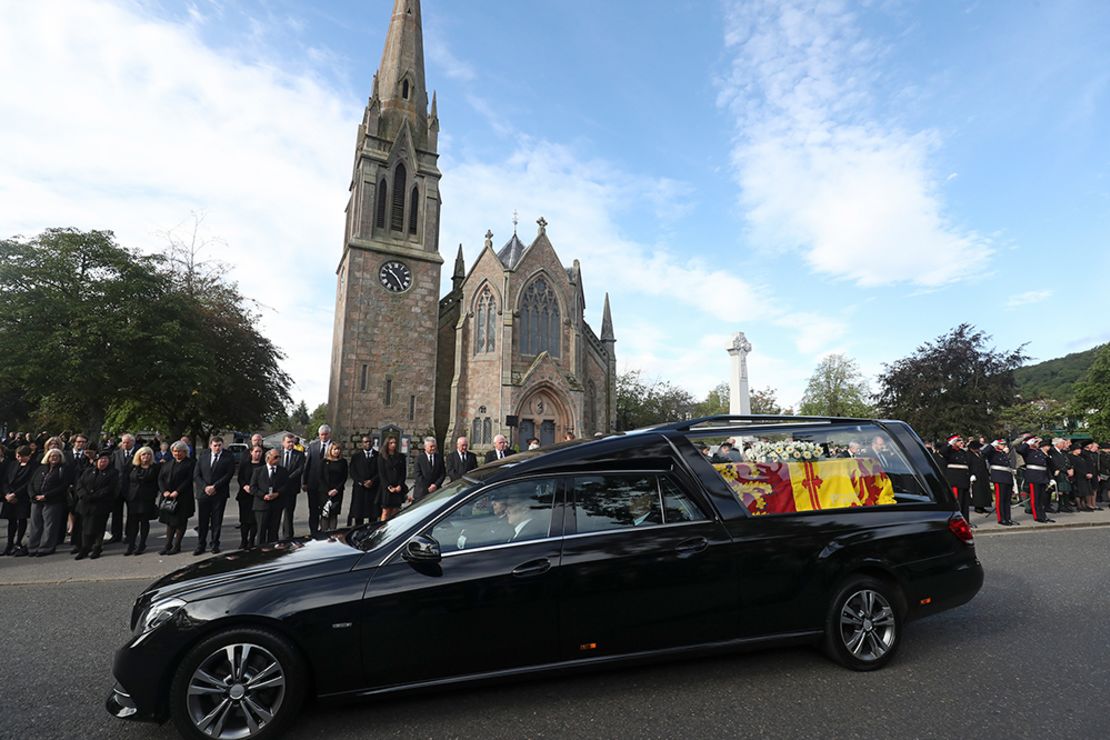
[838,588,896,662]
[186,642,286,739]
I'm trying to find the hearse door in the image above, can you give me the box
[361,478,564,688]
[557,472,737,660]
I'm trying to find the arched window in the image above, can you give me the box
[472,417,481,443]
[391,164,407,231]
[375,178,388,229]
[474,286,497,354]
[585,380,598,436]
[520,276,560,357]
[408,185,419,234]
[482,417,492,445]
[402,79,410,99]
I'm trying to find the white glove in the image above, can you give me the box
[1048,479,1057,491]
[969,475,976,483]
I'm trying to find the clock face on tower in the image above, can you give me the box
[378,260,413,293]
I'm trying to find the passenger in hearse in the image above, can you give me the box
[628,491,663,526]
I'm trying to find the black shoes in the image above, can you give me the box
[136,543,146,555]
[74,552,87,560]
[193,546,206,556]
[89,550,101,560]
[124,546,135,556]
[211,546,221,554]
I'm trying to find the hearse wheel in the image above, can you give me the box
[170,627,306,740]
[823,575,903,671]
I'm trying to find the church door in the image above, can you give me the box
[519,419,535,447]
[540,420,555,446]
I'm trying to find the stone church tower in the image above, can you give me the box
[329,0,616,452]
[328,0,442,445]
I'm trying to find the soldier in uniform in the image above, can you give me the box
[1016,435,1054,523]
[982,439,1017,525]
[940,434,973,521]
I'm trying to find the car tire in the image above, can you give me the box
[169,626,306,740]
[822,575,903,671]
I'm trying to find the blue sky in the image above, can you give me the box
[2,0,1108,410]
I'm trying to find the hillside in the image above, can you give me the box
[1014,344,1105,402]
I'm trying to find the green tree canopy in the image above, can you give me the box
[798,354,873,417]
[1072,344,1110,441]
[0,228,291,439]
[696,382,786,416]
[875,324,1027,442]
[616,370,696,430]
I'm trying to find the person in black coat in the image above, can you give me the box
[124,447,160,555]
[377,437,408,521]
[412,437,445,503]
[968,440,992,515]
[940,435,973,521]
[251,449,288,545]
[484,434,516,463]
[1071,443,1096,511]
[302,425,335,537]
[445,436,479,482]
[277,434,306,540]
[107,434,136,544]
[27,449,69,556]
[348,436,380,526]
[158,442,196,555]
[192,436,235,555]
[319,444,348,532]
[75,451,120,560]
[1016,436,1054,523]
[237,446,265,549]
[2,446,34,556]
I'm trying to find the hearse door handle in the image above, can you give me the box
[675,537,708,556]
[511,558,552,578]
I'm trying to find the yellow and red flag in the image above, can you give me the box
[714,458,895,515]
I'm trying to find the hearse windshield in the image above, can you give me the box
[349,477,477,551]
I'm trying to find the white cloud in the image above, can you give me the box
[1007,289,1052,308]
[0,0,357,407]
[719,0,990,287]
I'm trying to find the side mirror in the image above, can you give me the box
[403,534,442,563]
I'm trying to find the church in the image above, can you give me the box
[327,0,617,454]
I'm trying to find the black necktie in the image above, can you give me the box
[284,451,290,468]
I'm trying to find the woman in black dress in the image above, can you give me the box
[124,446,160,555]
[28,448,68,556]
[319,443,348,532]
[237,445,265,548]
[377,436,408,521]
[157,441,196,555]
[1,445,33,556]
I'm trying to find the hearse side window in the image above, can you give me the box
[430,479,556,554]
[572,474,706,533]
[692,423,935,516]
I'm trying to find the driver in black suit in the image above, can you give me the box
[504,497,548,542]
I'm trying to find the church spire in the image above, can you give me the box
[452,243,466,291]
[376,0,428,125]
[601,293,615,342]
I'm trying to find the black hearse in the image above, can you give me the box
[107,415,983,739]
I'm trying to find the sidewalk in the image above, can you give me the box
[972,501,1110,535]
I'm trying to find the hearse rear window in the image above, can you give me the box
[691,423,934,515]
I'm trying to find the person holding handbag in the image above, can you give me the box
[74,450,120,560]
[319,443,348,532]
[157,441,195,555]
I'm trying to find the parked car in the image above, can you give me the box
[225,442,250,467]
[107,415,983,739]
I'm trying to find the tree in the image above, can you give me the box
[799,354,873,417]
[750,386,786,415]
[0,227,292,438]
[875,324,1028,442]
[291,400,311,429]
[616,370,696,430]
[1073,344,1110,441]
[304,403,329,438]
[695,382,729,417]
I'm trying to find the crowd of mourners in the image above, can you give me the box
[0,424,555,561]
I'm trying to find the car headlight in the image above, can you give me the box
[133,598,186,642]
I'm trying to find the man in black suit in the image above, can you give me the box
[302,425,334,537]
[484,434,516,464]
[413,437,446,503]
[348,435,379,525]
[192,436,235,555]
[504,496,549,542]
[278,434,306,539]
[446,436,479,482]
[251,449,288,545]
[106,433,135,544]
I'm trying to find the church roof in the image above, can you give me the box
[496,233,528,269]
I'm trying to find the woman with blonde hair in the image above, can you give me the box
[320,443,348,532]
[27,448,68,556]
[124,446,159,555]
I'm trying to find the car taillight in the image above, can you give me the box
[948,514,974,544]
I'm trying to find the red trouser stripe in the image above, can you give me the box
[994,483,1002,522]
[1029,483,1037,518]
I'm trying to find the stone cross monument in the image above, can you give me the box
[727,332,752,415]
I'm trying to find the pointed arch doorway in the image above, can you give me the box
[517,386,572,447]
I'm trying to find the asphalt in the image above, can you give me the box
[1,522,1109,739]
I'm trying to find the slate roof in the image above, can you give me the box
[496,233,527,269]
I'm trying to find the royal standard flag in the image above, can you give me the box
[714,458,895,515]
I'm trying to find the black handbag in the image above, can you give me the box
[158,496,178,514]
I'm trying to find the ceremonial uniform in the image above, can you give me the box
[982,442,1016,525]
[941,440,973,520]
[1016,441,1053,522]
[1047,445,1074,512]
